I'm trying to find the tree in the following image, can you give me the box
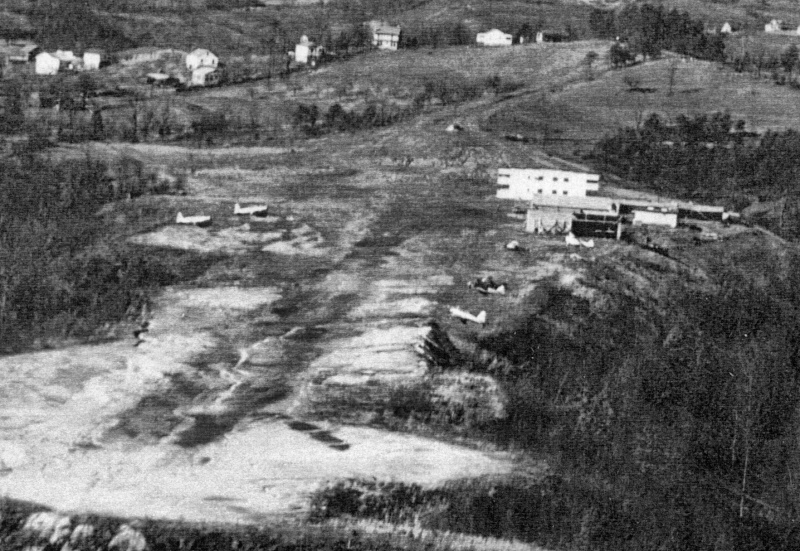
[583,51,599,81]
[667,60,678,96]
[781,44,799,79]
[293,103,319,134]
[610,42,632,68]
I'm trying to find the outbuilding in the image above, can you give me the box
[83,49,104,70]
[476,29,513,46]
[191,66,220,87]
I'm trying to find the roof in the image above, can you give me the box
[528,195,616,211]
[146,72,170,80]
[192,66,217,76]
[84,48,105,55]
[375,25,401,36]
[188,48,216,58]
[480,29,511,36]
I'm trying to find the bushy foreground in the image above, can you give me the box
[0,498,452,551]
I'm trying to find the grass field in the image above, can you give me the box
[484,54,800,156]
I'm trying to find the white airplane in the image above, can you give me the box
[234,202,269,216]
[565,233,581,246]
[176,212,212,227]
[449,307,487,324]
[565,233,595,248]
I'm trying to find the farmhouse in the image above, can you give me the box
[497,168,600,201]
[1,40,40,65]
[721,22,733,34]
[191,66,220,87]
[369,21,401,50]
[83,49,104,70]
[34,51,60,75]
[186,48,218,71]
[294,35,324,65]
[53,50,78,70]
[476,29,513,46]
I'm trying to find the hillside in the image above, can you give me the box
[4,2,800,549]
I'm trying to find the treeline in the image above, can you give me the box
[592,112,800,235]
[312,273,800,550]
[291,74,516,137]
[591,4,726,62]
[0,142,190,351]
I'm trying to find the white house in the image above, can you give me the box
[191,66,220,86]
[476,29,513,46]
[632,209,678,228]
[186,48,218,71]
[34,51,60,75]
[496,169,600,201]
[294,35,324,64]
[765,19,783,33]
[372,24,400,50]
[83,49,103,70]
[720,22,733,34]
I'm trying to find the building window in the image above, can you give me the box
[563,191,568,195]
[553,177,557,181]
[564,178,569,182]
[537,189,543,194]
[552,190,557,194]
[536,176,543,181]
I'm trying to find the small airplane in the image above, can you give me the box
[468,276,507,295]
[234,202,269,216]
[449,307,487,325]
[176,212,212,227]
[505,240,526,252]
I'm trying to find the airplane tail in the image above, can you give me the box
[176,212,184,223]
[234,203,243,214]
[475,311,487,324]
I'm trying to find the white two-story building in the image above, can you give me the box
[496,168,600,201]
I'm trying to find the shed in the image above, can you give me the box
[535,30,568,43]
[83,49,104,70]
[186,48,218,71]
[191,66,220,86]
[34,51,59,75]
[477,29,513,46]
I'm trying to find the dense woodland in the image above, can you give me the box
[593,112,800,236]
[590,4,726,63]
[313,272,800,550]
[0,142,200,351]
